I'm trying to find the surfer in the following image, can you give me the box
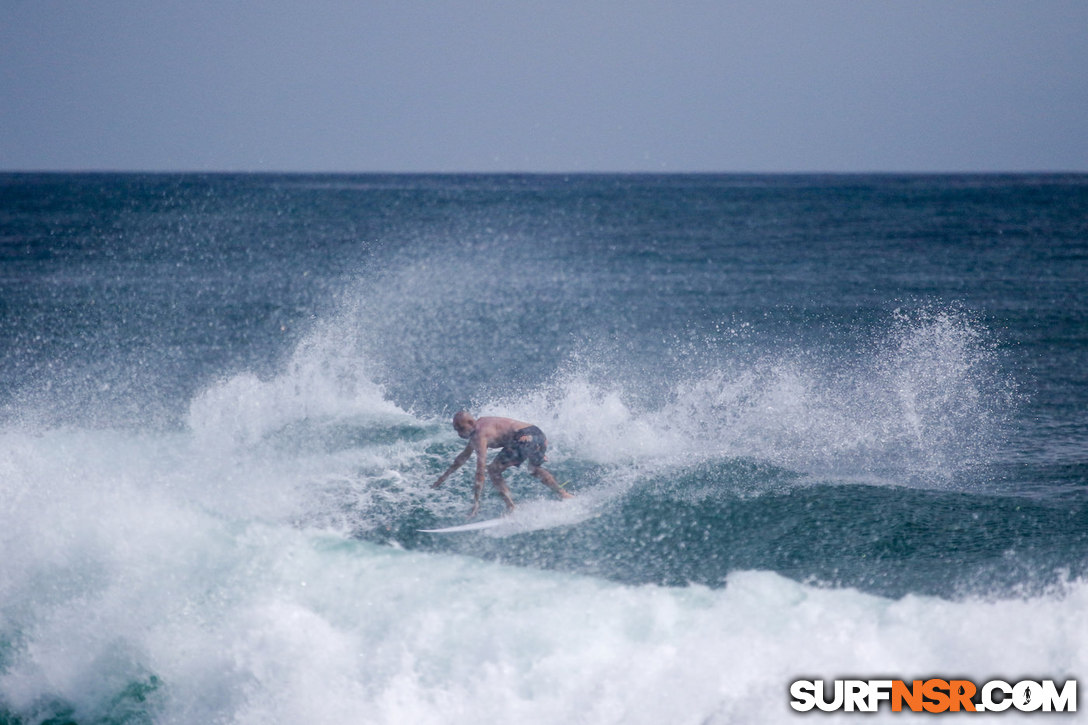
[432,411,573,518]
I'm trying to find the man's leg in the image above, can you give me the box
[528,464,574,500]
[487,459,517,511]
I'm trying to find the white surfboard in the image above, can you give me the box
[418,517,508,533]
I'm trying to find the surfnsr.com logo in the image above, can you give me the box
[790,679,1077,713]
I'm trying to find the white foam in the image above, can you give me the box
[1,465,1084,725]
[187,319,410,450]
[1,418,1083,725]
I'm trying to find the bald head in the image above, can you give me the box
[452,410,476,438]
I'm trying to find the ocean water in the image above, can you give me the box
[0,173,1085,723]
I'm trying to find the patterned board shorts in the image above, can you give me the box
[493,425,548,467]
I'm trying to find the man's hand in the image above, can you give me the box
[432,444,473,490]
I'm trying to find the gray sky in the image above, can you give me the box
[2,0,1085,172]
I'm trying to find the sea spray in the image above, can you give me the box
[475,305,1010,486]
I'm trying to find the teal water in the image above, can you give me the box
[1,174,1085,723]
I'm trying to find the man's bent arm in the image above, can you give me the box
[432,444,474,488]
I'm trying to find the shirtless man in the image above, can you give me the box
[432,411,573,518]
